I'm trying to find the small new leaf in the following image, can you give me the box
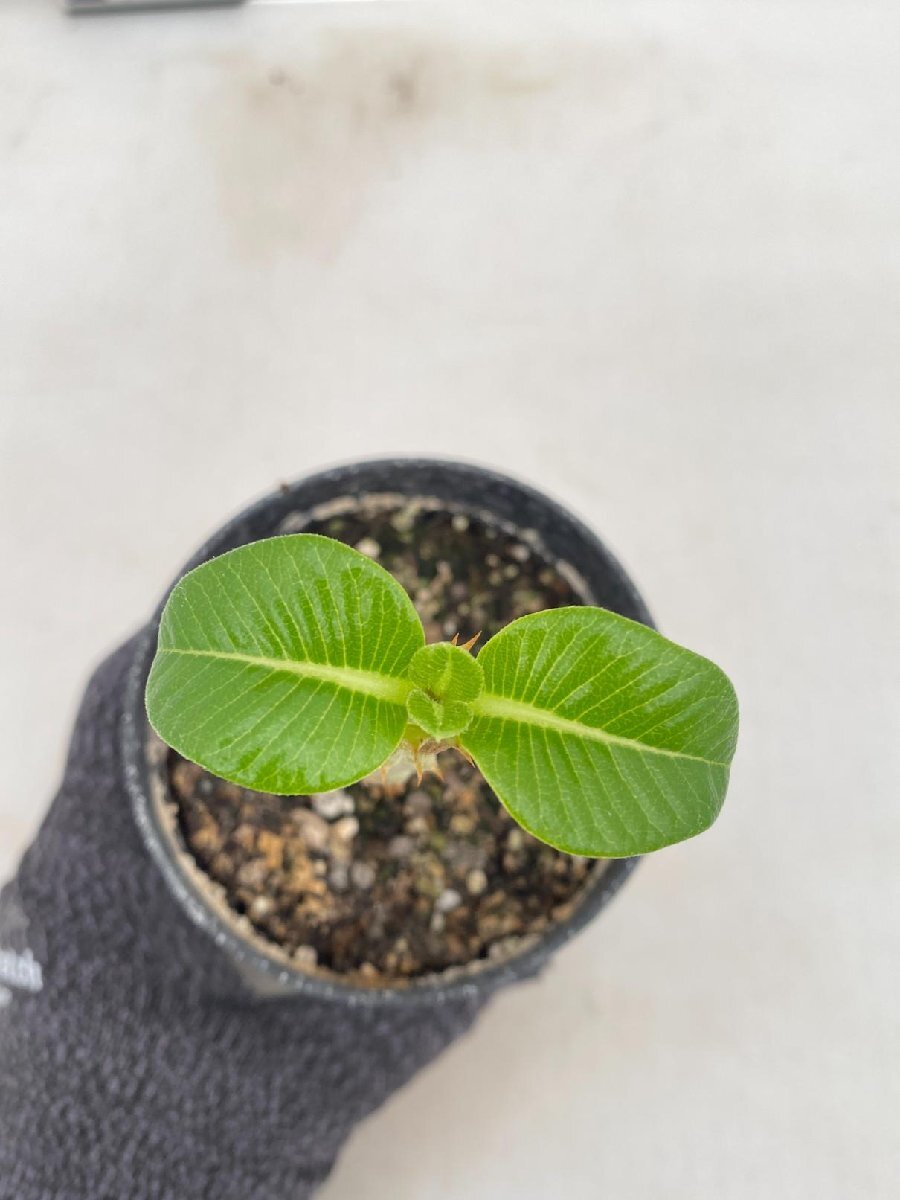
[407,642,483,702]
[407,690,473,739]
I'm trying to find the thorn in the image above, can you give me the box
[431,759,445,782]
[460,631,481,653]
[450,632,459,646]
[415,760,423,785]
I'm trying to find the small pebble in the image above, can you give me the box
[293,945,318,971]
[388,835,415,859]
[444,841,489,872]
[189,825,219,856]
[350,861,376,889]
[333,816,360,841]
[329,863,349,892]
[405,790,432,817]
[210,852,235,879]
[233,824,257,852]
[355,537,381,559]
[451,514,469,532]
[171,760,202,794]
[312,790,355,819]
[393,503,418,533]
[414,871,444,899]
[449,812,476,835]
[517,590,543,614]
[510,542,530,562]
[507,828,526,852]
[478,914,504,939]
[257,830,284,870]
[444,933,467,959]
[236,859,268,888]
[466,868,488,896]
[435,888,462,913]
[487,937,519,962]
[289,857,323,894]
[406,815,430,836]
[249,895,274,921]
[290,809,330,852]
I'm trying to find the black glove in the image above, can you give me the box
[0,637,485,1200]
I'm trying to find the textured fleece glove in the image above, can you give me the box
[0,637,486,1200]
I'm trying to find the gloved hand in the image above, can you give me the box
[0,637,485,1200]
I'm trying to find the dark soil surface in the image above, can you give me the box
[169,494,602,986]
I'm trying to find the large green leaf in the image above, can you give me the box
[461,607,739,857]
[146,534,423,794]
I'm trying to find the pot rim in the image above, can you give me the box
[122,457,651,1007]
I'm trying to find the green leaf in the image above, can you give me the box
[460,607,739,857]
[405,643,484,739]
[406,690,473,739]
[145,534,424,794]
[407,642,484,702]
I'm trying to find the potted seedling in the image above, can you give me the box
[1,460,738,1198]
[139,465,738,994]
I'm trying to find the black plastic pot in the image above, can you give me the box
[122,458,654,1007]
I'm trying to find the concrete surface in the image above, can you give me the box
[1,1,898,1197]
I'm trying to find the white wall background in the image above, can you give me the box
[1,2,898,1197]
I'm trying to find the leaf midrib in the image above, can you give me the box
[469,693,729,767]
[156,649,729,768]
[155,647,411,705]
